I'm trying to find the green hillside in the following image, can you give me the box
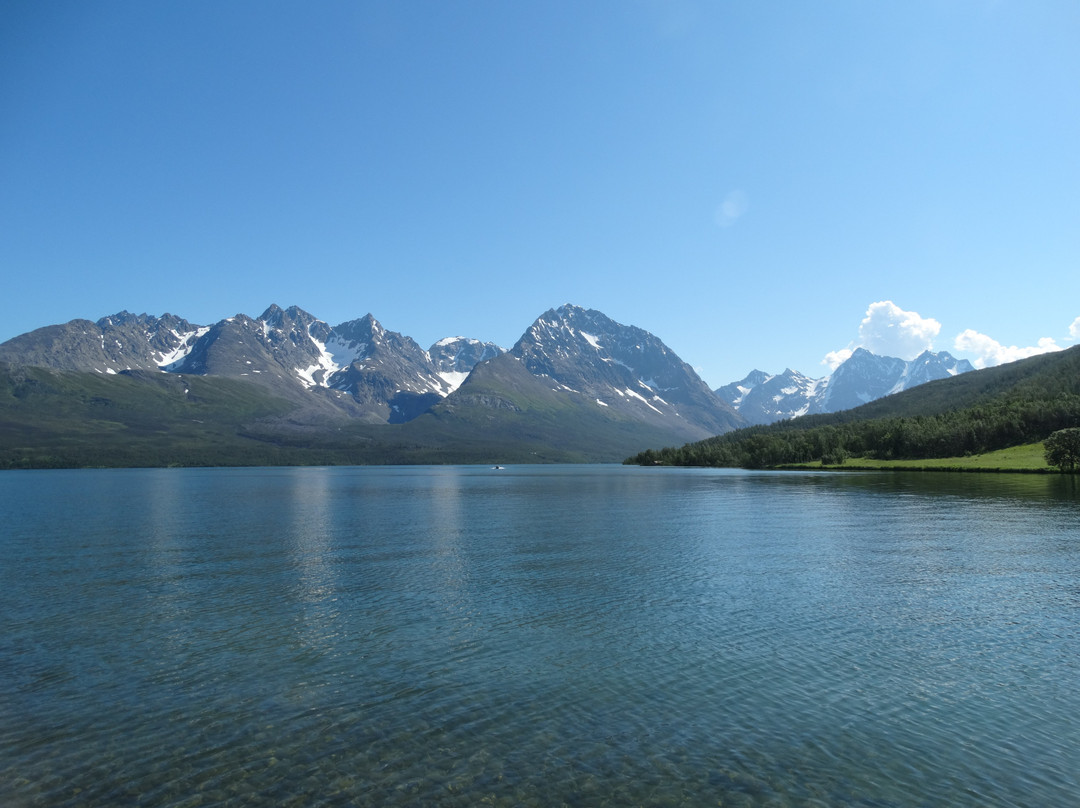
[0,358,702,468]
[628,345,1080,470]
[0,363,545,468]
[420,352,716,462]
[0,363,327,468]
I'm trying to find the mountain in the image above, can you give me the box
[318,313,455,423]
[715,368,825,425]
[0,311,207,375]
[503,305,744,438]
[429,337,504,389]
[422,306,745,456]
[169,306,330,387]
[718,348,975,425]
[0,303,742,467]
[0,304,502,425]
[891,348,976,389]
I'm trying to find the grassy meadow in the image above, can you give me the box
[801,442,1053,472]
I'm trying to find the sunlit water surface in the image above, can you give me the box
[2,466,1079,807]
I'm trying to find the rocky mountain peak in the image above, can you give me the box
[717,348,976,425]
[506,304,742,437]
[429,337,505,391]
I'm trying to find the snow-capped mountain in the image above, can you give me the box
[0,302,743,441]
[0,305,976,437]
[429,337,504,390]
[318,314,454,423]
[892,349,977,390]
[816,349,911,414]
[717,348,975,425]
[170,306,333,385]
[715,368,825,424]
[503,305,744,437]
[0,310,206,375]
[0,304,505,423]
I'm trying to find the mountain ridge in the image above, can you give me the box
[0,302,745,466]
[717,348,975,425]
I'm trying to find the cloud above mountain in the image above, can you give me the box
[859,301,941,358]
[823,300,1074,372]
[953,330,1062,369]
[823,301,940,369]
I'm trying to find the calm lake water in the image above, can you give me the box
[1,465,1078,807]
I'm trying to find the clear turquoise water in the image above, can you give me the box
[1,466,1078,807]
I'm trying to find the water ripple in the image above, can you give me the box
[2,466,1079,806]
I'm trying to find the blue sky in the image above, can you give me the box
[2,1,1078,387]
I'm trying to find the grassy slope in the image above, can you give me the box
[0,364,322,468]
[791,442,1052,472]
[0,363,501,468]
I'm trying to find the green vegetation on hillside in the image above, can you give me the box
[419,352,718,462]
[0,359,694,468]
[0,362,546,468]
[0,363,316,468]
[627,345,1080,471]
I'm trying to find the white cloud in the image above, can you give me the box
[953,330,1062,369]
[857,301,940,359]
[715,189,748,228]
[822,348,853,371]
[821,300,939,370]
[821,302,1075,374]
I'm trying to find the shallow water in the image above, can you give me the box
[2,466,1078,806]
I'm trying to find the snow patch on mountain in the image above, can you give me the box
[581,332,601,350]
[294,329,349,389]
[157,326,210,369]
[620,386,664,414]
[323,337,367,369]
[438,370,471,390]
[428,337,505,392]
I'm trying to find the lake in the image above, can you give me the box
[1,465,1078,807]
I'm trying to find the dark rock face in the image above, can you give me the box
[0,311,204,374]
[508,304,744,437]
